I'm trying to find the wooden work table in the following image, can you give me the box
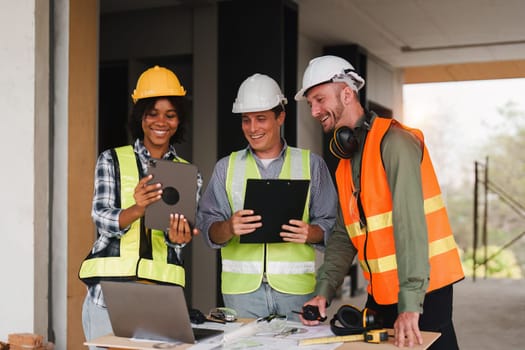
[85,327,440,350]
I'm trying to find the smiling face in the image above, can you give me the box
[241,109,285,159]
[142,98,180,158]
[305,82,347,133]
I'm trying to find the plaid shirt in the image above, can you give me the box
[86,139,203,307]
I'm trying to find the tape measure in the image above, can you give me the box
[299,329,389,346]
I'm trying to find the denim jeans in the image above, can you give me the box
[82,294,113,350]
[223,283,314,322]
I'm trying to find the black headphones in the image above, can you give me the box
[330,305,382,336]
[329,126,358,159]
[328,112,373,159]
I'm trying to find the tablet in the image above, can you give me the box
[240,179,310,243]
[144,158,198,231]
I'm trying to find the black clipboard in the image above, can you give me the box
[144,159,198,231]
[240,179,310,244]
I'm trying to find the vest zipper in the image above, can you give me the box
[363,229,373,298]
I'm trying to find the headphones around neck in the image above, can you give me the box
[329,126,358,159]
[330,304,382,336]
[329,111,373,159]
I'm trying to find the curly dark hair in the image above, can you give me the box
[128,96,188,144]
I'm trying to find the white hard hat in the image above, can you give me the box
[232,73,287,113]
[294,55,365,101]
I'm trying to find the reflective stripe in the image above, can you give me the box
[227,151,251,211]
[222,260,315,275]
[267,261,315,274]
[361,237,460,275]
[429,236,459,257]
[79,146,186,286]
[336,117,464,304]
[80,257,139,277]
[346,222,364,238]
[137,258,186,282]
[365,195,446,235]
[367,198,449,232]
[222,146,315,294]
[227,148,310,212]
[367,211,392,232]
[360,254,397,273]
[425,194,445,214]
[286,147,310,179]
[222,260,263,274]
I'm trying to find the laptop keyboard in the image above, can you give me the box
[192,327,224,341]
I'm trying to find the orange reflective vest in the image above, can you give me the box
[336,116,464,305]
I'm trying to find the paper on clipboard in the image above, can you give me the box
[241,179,310,244]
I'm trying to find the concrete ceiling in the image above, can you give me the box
[101,0,525,80]
[297,0,525,68]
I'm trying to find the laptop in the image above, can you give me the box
[144,159,199,231]
[241,179,310,243]
[100,281,224,344]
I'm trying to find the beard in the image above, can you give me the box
[321,101,345,133]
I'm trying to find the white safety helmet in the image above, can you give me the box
[232,73,287,114]
[294,55,365,101]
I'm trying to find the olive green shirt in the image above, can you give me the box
[316,113,430,313]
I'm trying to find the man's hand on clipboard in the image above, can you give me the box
[281,220,324,244]
[280,219,309,243]
[230,209,262,236]
[209,209,262,245]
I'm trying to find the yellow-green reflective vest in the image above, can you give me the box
[79,145,186,287]
[221,147,315,295]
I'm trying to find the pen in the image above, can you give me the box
[257,314,286,322]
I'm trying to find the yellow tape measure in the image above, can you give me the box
[299,329,389,346]
[299,334,363,345]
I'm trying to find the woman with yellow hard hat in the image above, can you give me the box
[79,66,202,348]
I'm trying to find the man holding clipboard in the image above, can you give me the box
[197,74,338,321]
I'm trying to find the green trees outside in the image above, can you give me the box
[446,101,524,278]
[404,89,524,279]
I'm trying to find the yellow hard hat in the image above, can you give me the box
[131,65,186,103]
